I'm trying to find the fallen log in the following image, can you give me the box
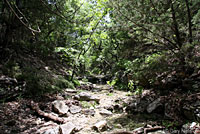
[30,101,67,124]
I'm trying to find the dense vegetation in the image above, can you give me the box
[0,0,200,97]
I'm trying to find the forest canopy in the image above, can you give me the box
[0,0,200,96]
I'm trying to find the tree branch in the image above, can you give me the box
[5,0,41,33]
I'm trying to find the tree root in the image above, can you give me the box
[30,101,67,124]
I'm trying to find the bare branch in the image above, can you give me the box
[5,0,41,33]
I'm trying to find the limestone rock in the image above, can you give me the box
[126,98,148,113]
[82,109,96,116]
[93,120,107,132]
[42,127,59,134]
[59,122,75,134]
[104,105,114,111]
[52,100,69,115]
[147,98,163,113]
[99,109,112,116]
[69,105,81,114]
[65,88,78,93]
[75,92,100,103]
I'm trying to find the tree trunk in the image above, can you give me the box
[169,0,182,48]
[185,0,193,43]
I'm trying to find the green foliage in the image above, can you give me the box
[72,79,81,86]
[126,91,133,96]
[1,0,200,97]
[107,93,113,96]
[107,79,117,87]
[2,61,22,78]
[18,66,74,96]
[134,86,143,96]
[128,80,135,92]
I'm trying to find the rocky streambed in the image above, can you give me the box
[0,81,200,134]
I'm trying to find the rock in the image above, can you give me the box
[181,122,200,134]
[182,123,193,134]
[195,111,200,122]
[104,105,114,111]
[69,105,81,114]
[93,120,107,132]
[75,92,100,103]
[133,127,144,133]
[147,98,163,113]
[113,104,123,112]
[42,127,59,134]
[99,109,112,116]
[190,122,197,128]
[52,100,69,115]
[74,126,83,132]
[65,88,78,93]
[6,120,16,126]
[194,100,200,107]
[164,103,174,120]
[59,122,75,134]
[182,105,195,120]
[82,109,96,116]
[55,95,64,100]
[182,99,200,121]
[126,98,148,113]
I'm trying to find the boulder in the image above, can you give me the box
[52,100,69,115]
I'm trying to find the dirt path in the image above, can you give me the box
[74,84,132,134]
